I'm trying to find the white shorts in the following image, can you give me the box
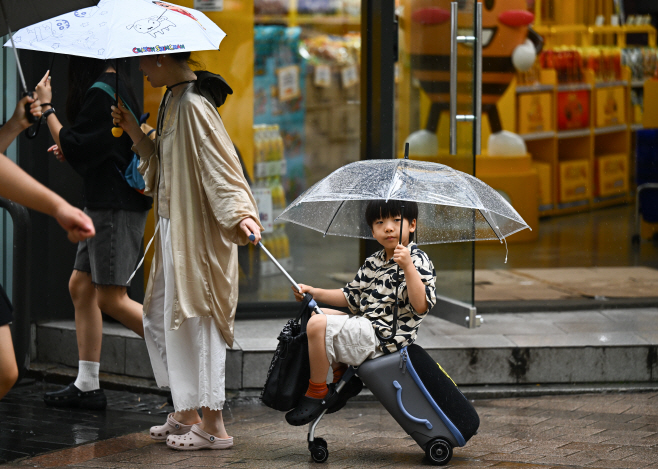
[325,314,384,367]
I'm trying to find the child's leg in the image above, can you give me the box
[307,313,331,385]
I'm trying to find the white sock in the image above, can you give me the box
[74,360,100,392]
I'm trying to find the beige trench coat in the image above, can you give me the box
[133,85,262,348]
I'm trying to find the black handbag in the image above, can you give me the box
[260,294,313,411]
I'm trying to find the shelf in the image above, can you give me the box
[521,131,556,141]
[594,124,628,135]
[255,14,360,26]
[594,80,628,88]
[557,129,591,139]
[557,83,591,92]
[516,84,555,94]
[631,80,646,88]
[631,123,644,131]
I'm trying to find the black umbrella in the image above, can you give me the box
[0,0,98,128]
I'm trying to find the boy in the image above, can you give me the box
[287,199,437,425]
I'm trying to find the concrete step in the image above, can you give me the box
[35,308,658,389]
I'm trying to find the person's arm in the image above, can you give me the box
[0,95,42,153]
[394,244,429,313]
[292,284,349,309]
[0,154,95,242]
[35,71,63,149]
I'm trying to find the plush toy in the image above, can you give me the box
[405,0,542,156]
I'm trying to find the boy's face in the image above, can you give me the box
[371,215,417,250]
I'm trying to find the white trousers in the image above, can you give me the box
[143,217,227,412]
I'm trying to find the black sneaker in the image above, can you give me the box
[327,376,363,414]
[43,383,107,410]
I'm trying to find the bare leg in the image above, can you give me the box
[69,270,102,363]
[307,314,331,384]
[0,325,18,399]
[199,408,230,439]
[96,286,144,338]
[173,409,202,426]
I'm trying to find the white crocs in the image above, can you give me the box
[166,424,234,451]
[150,413,194,441]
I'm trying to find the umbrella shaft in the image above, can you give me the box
[5,25,28,93]
[258,241,302,293]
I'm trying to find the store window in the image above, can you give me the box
[240,0,363,303]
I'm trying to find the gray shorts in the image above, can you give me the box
[74,208,149,287]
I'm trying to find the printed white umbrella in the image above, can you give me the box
[4,0,226,59]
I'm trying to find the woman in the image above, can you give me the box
[0,94,95,400]
[36,58,152,410]
[111,51,262,450]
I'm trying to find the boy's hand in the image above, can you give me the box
[292,284,313,302]
[393,244,413,270]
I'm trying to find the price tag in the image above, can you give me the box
[314,65,331,88]
[252,188,273,232]
[277,65,301,102]
[341,65,358,88]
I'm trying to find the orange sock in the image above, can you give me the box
[333,364,348,383]
[305,379,328,399]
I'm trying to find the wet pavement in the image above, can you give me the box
[1,382,658,468]
[0,381,167,464]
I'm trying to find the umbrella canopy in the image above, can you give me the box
[276,159,530,245]
[0,0,98,36]
[4,0,225,59]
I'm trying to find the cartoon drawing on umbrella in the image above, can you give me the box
[0,0,99,134]
[6,0,226,136]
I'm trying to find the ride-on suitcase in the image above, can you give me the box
[357,344,479,465]
[307,343,479,465]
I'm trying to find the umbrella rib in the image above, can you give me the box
[323,200,346,236]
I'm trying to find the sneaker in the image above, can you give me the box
[43,383,107,410]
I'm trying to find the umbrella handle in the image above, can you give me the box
[248,234,324,315]
[374,204,404,343]
[23,92,39,125]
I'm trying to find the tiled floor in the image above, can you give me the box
[2,391,658,468]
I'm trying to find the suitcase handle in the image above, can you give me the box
[393,381,433,430]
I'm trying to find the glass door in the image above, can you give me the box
[397,0,482,327]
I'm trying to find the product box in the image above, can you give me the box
[532,161,553,208]
[557,90,590,130]
[559,160,590,203]
[595,153,628,197]
[595,86,626,128]
[518,92,553,134]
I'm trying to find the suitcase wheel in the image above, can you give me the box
[425,438,453,466]
[309,437,328,463]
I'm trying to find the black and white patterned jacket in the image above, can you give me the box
[341,242,437,354]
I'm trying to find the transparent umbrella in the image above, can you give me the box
[276,157,530,247]
[271,151,530,341]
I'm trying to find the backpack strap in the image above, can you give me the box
[89,81,138,123]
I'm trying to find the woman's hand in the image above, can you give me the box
[8,94,42,130]
[48,145,65,162]
[35,70,53,106]
[111,97,143,143]
[239,217,261,245]
[292,284,313,302]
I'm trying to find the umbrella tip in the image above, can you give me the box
[404,142,409,159]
